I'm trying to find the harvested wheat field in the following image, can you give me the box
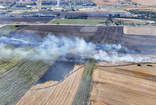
[16,64,84,105]
[90,62,156,105]
[114,18,155,24]
[131,0,156,6]
[124,26,156,36]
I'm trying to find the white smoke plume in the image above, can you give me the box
[0,34,154,62]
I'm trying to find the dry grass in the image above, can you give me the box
[131,0,156,6]
[123,8,156,12]
[114,18,154,23]
[92,0,121,5]
[124,26,156,35]
[16,65,84,105]
[90,63,156,105]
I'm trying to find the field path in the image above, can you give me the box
[16,65,84,105]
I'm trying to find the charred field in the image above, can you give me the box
[0,25,156,105]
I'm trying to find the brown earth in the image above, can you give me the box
[17,25,124,43]
[90,63,156,105]
[16,65,84,105]
[0,17,54,24]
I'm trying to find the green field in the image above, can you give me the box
[72,59,96,105]
[49,19,105,25]
[106,7,123,10]
[0,46,34,74]
[0,25,20,35]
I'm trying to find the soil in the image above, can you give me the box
[90,63,156,105]
[0,17,54,24]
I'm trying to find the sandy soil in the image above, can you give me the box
[16,65,84,105]
[124,26,156,35]
[90,63,156,105]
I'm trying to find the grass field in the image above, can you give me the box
[49,19,105,25]
[72,59,96,105]
[0,46,34,74]
[0,25,20,35]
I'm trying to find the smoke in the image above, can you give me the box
[0,34,154,63]
[35,35,152,62]
[0,44,29,60]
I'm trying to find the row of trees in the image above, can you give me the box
[65,16,87,19]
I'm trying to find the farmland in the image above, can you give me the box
[0,46,33,74]
[113,18,155,25]
[17,25,124,42]
[90,62,156,105]
[0,17,55,24]
[73,59,96,105]
[0,24,155,105]
[93,0,156,6]
[124,26,156,36]
[0,49,59,105]
[49,19,105,25]
[0,25,21,35]
[16,56,85,105]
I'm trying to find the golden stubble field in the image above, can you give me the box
[124,26,156,35]
[90,62,156,105]
[16,65,84,105]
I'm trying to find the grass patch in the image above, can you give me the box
[49,19,105,25]
[0,25,20,35]
[0,46,34,74]
[72,59,96,105]
[105,7,123,10]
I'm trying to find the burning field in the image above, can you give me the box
[0,25,156,105]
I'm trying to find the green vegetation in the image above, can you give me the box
[49,19,105,25]
[115,20,124,25]
[105,7,123,10]
[0,50,59,105]
[0,25,20,35]
[65,16,87,19]
[0,47,33,74]
[72,59,96,105]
